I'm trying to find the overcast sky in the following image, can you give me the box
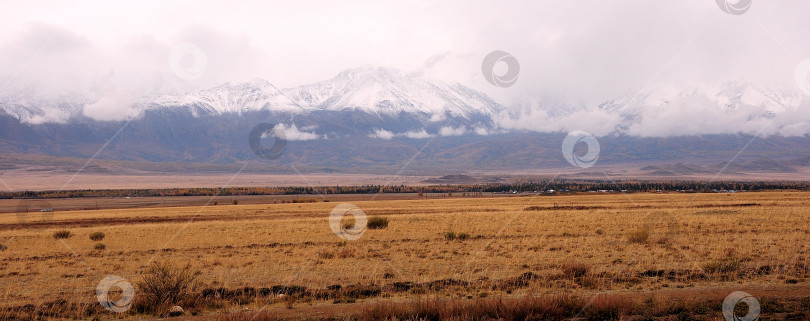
[2,1,810,136]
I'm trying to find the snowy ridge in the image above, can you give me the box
[136,67,508,121]
[0,67,507,124]
[281,67,504,119]
[0,85,88,124]
[1,68,807,137]
[150,78,304,115]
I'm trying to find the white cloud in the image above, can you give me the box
[82,88,142,121]
[0,24,269,122]
[495,108,560,133]
[494,84,810,137]
[27,108,71,125]
[439,126,466,136]
[274,124,321,141]
[429,113,446,122]
[553,110,624,137]
[369,128,394,139]
[473,127,490,136]
[3,1,810,137]
[402,128,434,139]
[368,128,434,139]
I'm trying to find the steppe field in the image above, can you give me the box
[2,191,810,320]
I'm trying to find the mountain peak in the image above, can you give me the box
[213,78,274,91]
[281,66,504,119]
[141,66,505,123]
[334,66,404,80]
[150,77,301,115]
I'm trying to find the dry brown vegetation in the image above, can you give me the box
[1,191,810,320]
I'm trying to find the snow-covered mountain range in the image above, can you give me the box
[2,67,809,139]
[1,67,810,170]
[0,67,506,129]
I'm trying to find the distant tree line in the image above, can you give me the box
[479,179,808,193]
[0,179,806,199]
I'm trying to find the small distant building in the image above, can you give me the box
[41,209,54,212]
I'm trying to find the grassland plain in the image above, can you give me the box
[1,191,810,320]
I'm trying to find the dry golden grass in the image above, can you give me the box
[1,191,810,319]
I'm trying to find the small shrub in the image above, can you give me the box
[595,229,604,235]
[94,243,106,250]
[212,201,218,206]
[136,261,199,312]
[53,230,71,239]
[89,232,105,241]
[338,248,356,258]
[578,274,601,288]
[703,257,743,274]
[367,216,389,229]
[341,216,357,230]
[655,237,670,245]
[0,243,6,251]
[444,231,469,241]
[562,262,589,278]
[232,200,238,205]
[627,229,649,244]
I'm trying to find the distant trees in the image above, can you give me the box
[0,180,805,200]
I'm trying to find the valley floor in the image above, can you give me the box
[1,191,809,319]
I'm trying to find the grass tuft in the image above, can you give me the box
[703,256,744,274]
[561,262,589,278]
[53,230,71,239]
[444,231,469,241]
[367,216,389,229]
[89,232,105,241]
[626,229,649,244]
[136,261,199,314]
